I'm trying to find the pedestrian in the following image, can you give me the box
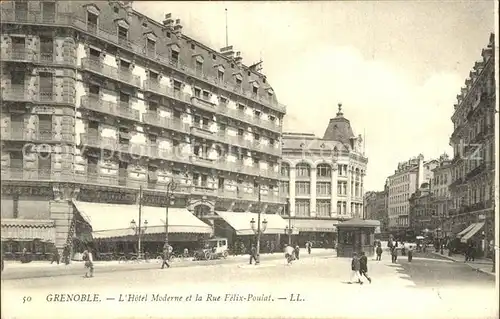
[161,242,172,269]
[401,242,406,256]
[50,247,60,265]
[307,241,312,255]
[391,246,398,263]
[349,252,363,284]
[284,244,295,265]
[408,245,413,262]
[294,244,300,260]
[376,244,382,261]
[359,252,372,283]
[249,244,258,265]
[270,241,275,254]
[82,247,94,278]
[62,246,70,265]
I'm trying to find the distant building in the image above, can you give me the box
[387,154,439,236]
[430,154,453,237]
[280,103,368,245]
[409,183,434,236]
[448,34,495,258]
[363,185,388,234]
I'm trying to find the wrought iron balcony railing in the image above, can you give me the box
[142,112,191,134]
[1,85,74,104]
[80,96,140,122]
[1,129,73,143]
[81,58,141,89]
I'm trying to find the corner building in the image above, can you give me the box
[0,1,286,259]
[280,105,367,246]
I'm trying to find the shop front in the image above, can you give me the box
[336,218,380,257]
[1,219,56,261]
[72,201,213,260]
[214,211,287,254]
[290,219,338,248]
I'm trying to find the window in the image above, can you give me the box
[296,163,310,177]
[202,118,209,126]
[316,200,331,217]
[254,133,260,141]
[87,12,98,31]
[212,53,216,60]
[317,164,331,178]
[236,77,242,87]
[280,182,289,197]
[238,104,245,112]
[173,80,181,91]
[114,7,119,13]
[171,50,179,63]
[149,71,158,81]
[191,44,195,50]
[281,163,290,177]
[202,91,210,100]
[142,21,148,28]
[120,92,129,106]
[316,182,331,196]
[269,115,276,122]
[120,59,130,70]
[89,48,100,58]
[173,110,181,119]
[148,101,158,112]
[146,39,156,56]
[295,200,310,217]
[166,31,171,38]
[218,70,224,81]
[219,96,228,105]
[269,139,275,146]
[231,63,234,68]
[195,61,203,74]
[253,86,258,94]
[254,110,261,118]
[237,128,244,136]
[337,201,342,214]
[194,88,201,98]
[39,72,53,100]
[89,84,99,97]
[295,182,310,195]
[118,26,128,41]
[218,123,226,133]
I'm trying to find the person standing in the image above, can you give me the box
[50,247,60,265]
[350,253,363,284]
[391,246,398,263]
[62,246,70,265]
[376,244,383,261]
[284,244,295,265]
[82,248,94,278]
[407,245,413,262]
[359,252,372,283]
[161,242,172,269]
[306,241,312,255]
[294,245,300,260]
[249,244,258,265]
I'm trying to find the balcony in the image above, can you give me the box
[0,50,37,63]
[466,163,486,179]
[80,96,140,122]
[191,185,217,196]
[190,156,215,168]
[1,85,35,102]
[217,105,281,133]
[143,80,191,104]
[79,134,118,151]
[1,9,73,25]
[142,112,190,134]
[81,58,141,89]
[1,128,73,144]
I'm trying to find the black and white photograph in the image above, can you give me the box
[0,1,498,318]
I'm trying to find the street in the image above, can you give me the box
[1,251,496,319]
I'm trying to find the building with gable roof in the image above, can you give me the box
[280,103,368,246]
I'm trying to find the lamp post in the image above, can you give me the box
[130,218,148,258]
[285,199,292,245]
[250,177,267,264]
[164,180,177,247]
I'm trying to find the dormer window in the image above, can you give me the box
[196,60,203,73]
[166,31,171,38]
[171,51,179,63]
[149,70,158,81]
[212,53,216,60]
[142,22,148,28]
[202,90,210,100]
[146,38,156,56]
[253,86,258,94]
[173,80,182,91]
[87,12,98,32]
[118,26,128,41]
[236,78,242,87]
[254,134,260,141]
[219,96,228,105]
[238,104,245,112]
[191,43,195,50]
[254,110,261,118]
[218,70,224,81]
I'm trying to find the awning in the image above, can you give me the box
[215,211,287,235]
[73,201,212,239]
[292,219,338,233]
[457,224,476,237]
[460,222,485,243]
[1,219,55,242]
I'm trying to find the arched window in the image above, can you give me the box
[280,163,290,177]
[295,163,310,177]
[316,164,331,178]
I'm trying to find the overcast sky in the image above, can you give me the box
[135,1,496,191]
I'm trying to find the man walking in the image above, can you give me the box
[82,247,94,278]
[249,244,258,265]
[376,244,383,261]
[294,245,300,260]
[391,246,398,263]
[407,245,413,262]
[306,241,312,255]
[161,242,172,269]
[359,252,372,283]
[349,252,363,284]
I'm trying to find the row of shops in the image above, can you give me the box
[1,200,344,260]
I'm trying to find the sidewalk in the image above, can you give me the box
[1,248,334,280]
[430,249,495,277]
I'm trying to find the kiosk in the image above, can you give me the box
[336,218,380,257]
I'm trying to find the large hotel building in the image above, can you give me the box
[447,34,495,257]
[280,104,368,245]
[0,1,287,259]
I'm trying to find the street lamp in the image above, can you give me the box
[164,180,177,247]
[250,217,268,265]
[130,218,148,257]
[284,199,292,245]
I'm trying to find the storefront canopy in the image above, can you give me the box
[73,201,212,239]
[460,222,485,243]
[1,219,55,242]
[215,211,287,235]
[457,224,476,237]
[292,219,338,233]
[337,218,380,228]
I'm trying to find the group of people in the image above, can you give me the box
[283,244,302,265]
[350,252,371,284]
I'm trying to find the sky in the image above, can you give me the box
[134,1,496,191]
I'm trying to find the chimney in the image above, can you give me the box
[173,19,183,35]
[488,33,495,47]
[417,156,424,189]
[460,87,468,96]
[474,61,485,71]
[220,45,234,59]
[234,51,242,65]
[163,13,173,29]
